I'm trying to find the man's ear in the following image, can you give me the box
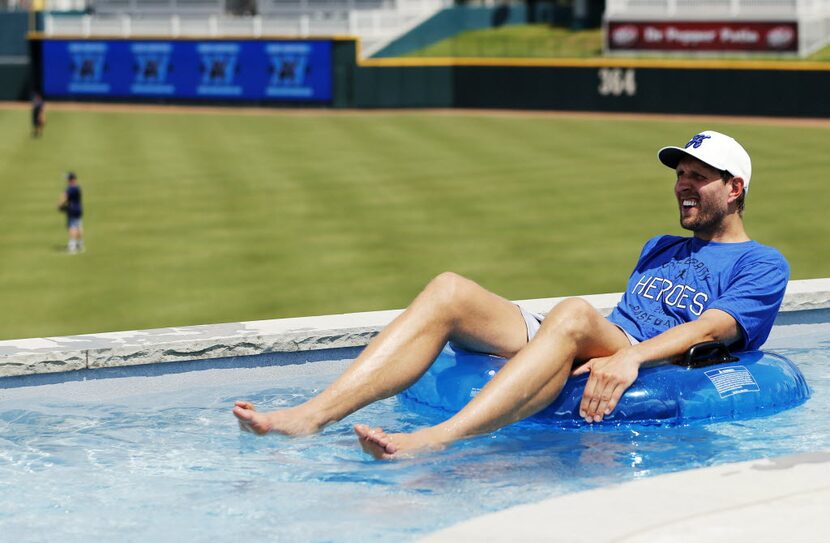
[728,177,745,202]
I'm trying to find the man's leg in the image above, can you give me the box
[355,298,631,459]
[233,272,531,435]
[67,225,80,253]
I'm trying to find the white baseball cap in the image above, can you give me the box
[658,130,752,193]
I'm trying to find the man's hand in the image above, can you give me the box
[573,350,641,423]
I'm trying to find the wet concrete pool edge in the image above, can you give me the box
[420,451,830,543]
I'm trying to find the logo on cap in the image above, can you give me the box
[685,134,711,149]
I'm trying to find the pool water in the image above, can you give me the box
[1,321,828,543]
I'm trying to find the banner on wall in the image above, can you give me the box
[607,21,798,52]
[42,39,333,102]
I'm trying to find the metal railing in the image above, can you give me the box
[605,0,829,18]
[45,11,426,34]
[92,0,226,14]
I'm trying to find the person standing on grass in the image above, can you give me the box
[57,172,84,254]
[31,93,45,138]
[233,130,789,459]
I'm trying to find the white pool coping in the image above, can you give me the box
[1,278,829,378]
[420,451,830,543]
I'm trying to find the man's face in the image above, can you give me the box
[674,156,732,236]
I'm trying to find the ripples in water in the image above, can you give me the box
[1,337,828,542]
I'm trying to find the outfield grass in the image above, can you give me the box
[404,24,830,60]
[0,106,828,340]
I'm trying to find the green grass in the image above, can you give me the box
[806,43,830,61]
[407,26,603,58]
[0,107,828,340]
[404,24,830,61]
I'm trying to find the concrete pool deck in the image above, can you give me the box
[1,278,829,542]
[421,451,830,542]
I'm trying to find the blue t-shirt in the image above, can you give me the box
[607,235,789,351]
[65,185,82,218]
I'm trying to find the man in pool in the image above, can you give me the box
[233,130,789,459]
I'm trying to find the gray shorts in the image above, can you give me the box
[615,325,639,345]
[517,305,638,346]
[517,306,544,342]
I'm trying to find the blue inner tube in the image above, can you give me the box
[398,344,811,428]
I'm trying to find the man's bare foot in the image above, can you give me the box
[232,400,322,436]
[353,424,447,460]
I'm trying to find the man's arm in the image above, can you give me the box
[575,309,740,423]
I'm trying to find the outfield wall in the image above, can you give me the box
[27,35,830,117]
[354,56,830,116]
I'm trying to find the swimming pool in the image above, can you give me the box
[1,313,828,542]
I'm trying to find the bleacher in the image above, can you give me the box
[257,0,392,15]
[93,0,227,15]
[605,0,825,18]
[42,0,449,56]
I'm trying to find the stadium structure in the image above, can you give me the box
[2,0,827,58]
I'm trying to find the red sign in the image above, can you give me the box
[607,21,798,52]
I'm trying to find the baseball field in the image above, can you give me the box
[0,104,827,340]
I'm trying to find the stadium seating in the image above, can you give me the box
[43,0,449,57]
[606,0,825,18]
[93,0,226,15]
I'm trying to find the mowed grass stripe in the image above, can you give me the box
[0,109,827,340]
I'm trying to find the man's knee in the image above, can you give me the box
[537,298,598,341]
[425,272,470,301]
[421,272,478,317]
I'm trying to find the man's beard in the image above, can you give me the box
[680,198,728,236]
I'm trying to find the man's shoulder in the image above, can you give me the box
[640,234,688,254]
[746,239,784,256]
[741,240,790,269]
